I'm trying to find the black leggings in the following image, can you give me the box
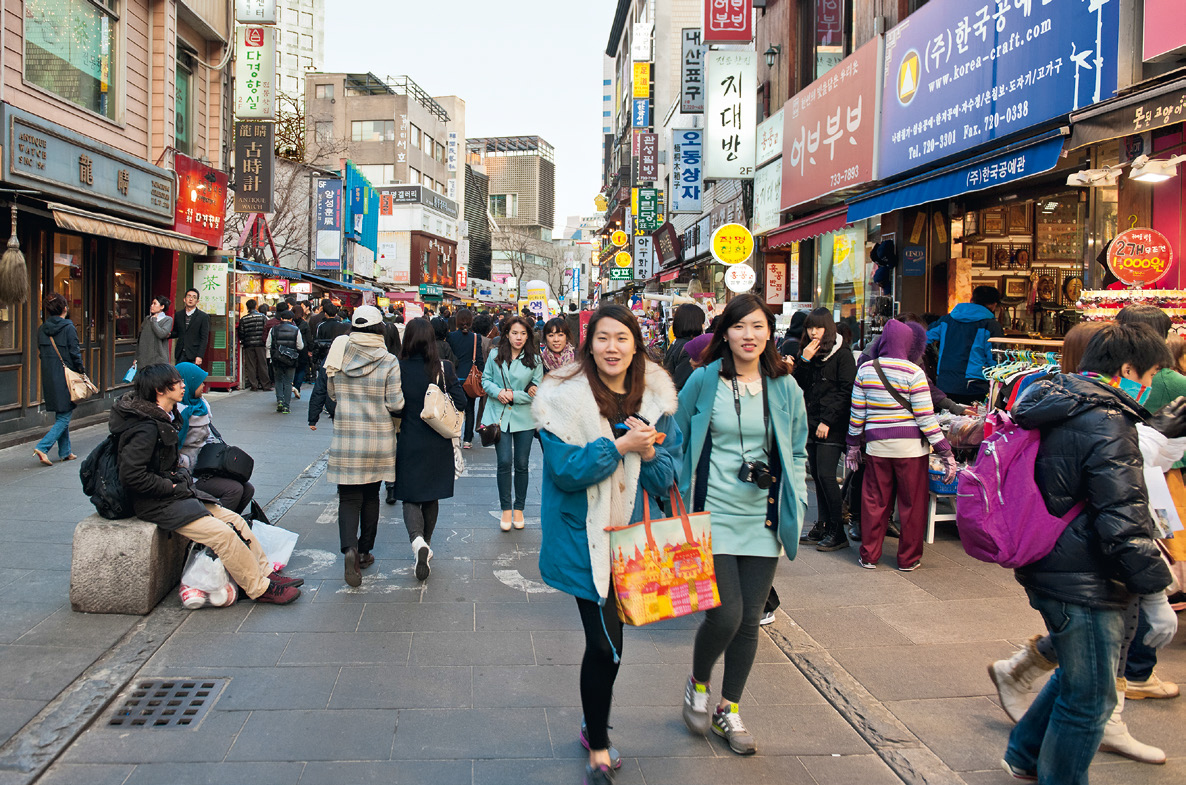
[806,441,844,527]
[575,593,623,750]
[693,554,779,703]
[403,501,439,544]
[338,481,381,555]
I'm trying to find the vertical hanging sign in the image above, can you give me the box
[681,29,705,113]
[314,177,343,270]
[638,133,659,182]
[235,26,277,120]
[704,51,757,179]
[233,121,275,213]
[670,128,704,214]
[235,0,277,23]
[703,0,752,45]
[633,62,651,99]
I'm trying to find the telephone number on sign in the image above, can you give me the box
[829,166,861,188]
[984,101,1030,133]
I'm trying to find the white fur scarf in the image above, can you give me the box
[532,361,679,599]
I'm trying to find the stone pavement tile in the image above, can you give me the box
[1090,758,1186,784]
[612,664,694,707]
[60,709,248,763]
[796,753,903,785]
[0,519,76,544]
[738,663,827,706]
[0,602,62,643]
[869,596,1043,645]
[1122,695,1186,756]
[122,761,306,785]
[0,567,29,589]
[831,641,1018,701]
[530,630,588,665]
[898,565,1023,601]
[409,630,535,666]
[477,601,584,631]
[885,696,1010,772]
[175,603,254,633]
[307,574,426,604]
[0,698,43,743]
[278,631,412,665]
[636,755,816,785]
[590,706,715,757]
[35,763,135,785]
[783,607,914,650]
[0,644,100,700]
[475,758,645,785]
[0,540,71,569]
[358,601,475,632]
[645,626,787,667]
[391,708,551,759]
[708,703,872,757]
[225,709,397,761]
[239,603,364,633]
[144,631,292,669]
[429,539,527,561]
[169,666,340,711]
[0,569,71,602]
[13,605,136,649]
[473,664,580,708]
[770,570,935,611]
[297,760,473,785]
[329,665,473,709]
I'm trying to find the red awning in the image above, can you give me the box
[766,205,850,249]
[660,270,679,282]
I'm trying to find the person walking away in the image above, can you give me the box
[308,298,331,337]
[308,304,351,430]
[432,317,457,367]
[136,296,173,372]
[1000,322,1177,783]
[237,299,267,391]
[291,303,313,399]
[926,285,1003,405]
[325,305,403,586]
[112,363,301,603]
[664,303,705,390]
[34,293,85,465]
[541,317,576,374]
[675,293,809,755]
[175,362,255,514]
[481,315,543,530]
[446,308,484,448]
[267,309,303,413]
[394,318,465,580]
[170,288,210,366]
[533,305,683,785]
[794,308,857,551]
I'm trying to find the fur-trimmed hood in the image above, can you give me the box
[109,391,179,435]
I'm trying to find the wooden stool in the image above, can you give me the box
[926,492,958,544]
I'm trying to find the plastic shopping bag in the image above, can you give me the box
[123,363,137,384]
[179,545,238,609]
[251,522,299,572]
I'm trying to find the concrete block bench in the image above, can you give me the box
[70,514,189,615]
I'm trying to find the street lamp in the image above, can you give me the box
[763,45,782,68]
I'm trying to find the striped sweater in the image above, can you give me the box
[847,357,952,453]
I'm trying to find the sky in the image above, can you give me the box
[323,1,619,234]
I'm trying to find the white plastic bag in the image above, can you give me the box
[181,545,229,593]
[252,522,299,572]
[453,437,465,479]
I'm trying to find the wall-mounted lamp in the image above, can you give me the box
[764,45,782,68]
[1066,167,1122,187]
[1130,154,1186,184]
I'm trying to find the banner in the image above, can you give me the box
[756,107,784,167]
[670,129,704,214]
[314,177,342,270]
[233,121,274,213]
[752,159,782,236]
[234,26,277,119]
[681,29,705,113]
[634,235,653,281]
[638,132,659,182]
[704,51,757,179]
[703,0,752,45]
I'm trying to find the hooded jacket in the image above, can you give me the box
[38,316,84,413]
[1011,374,1172,608]
[793,338,857,442]
[326,333,403,485]
[926,303,1003,397]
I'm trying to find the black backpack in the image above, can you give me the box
[79,435,134,519]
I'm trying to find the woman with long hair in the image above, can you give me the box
[541,317,576,373]
[675,293,808,755]
[533,305,683,785]
[446,308,484,448]
[34,293,85,465]
[394,318,465,580]
[481,315,544,530]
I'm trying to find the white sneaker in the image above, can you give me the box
[682,676,711,735]
[412,536,430,580]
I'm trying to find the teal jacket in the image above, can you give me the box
[481,351,544,433]
[675,361,809,560]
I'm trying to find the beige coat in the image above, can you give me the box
[327,333,404,485]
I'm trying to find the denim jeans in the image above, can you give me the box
[494,428,534,511]
[36,410,73,458]
[273,366,295,409]
[1005,589,1124,784]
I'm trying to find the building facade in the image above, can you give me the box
[276,0,326,101]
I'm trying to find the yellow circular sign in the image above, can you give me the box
[897,50,920,106]
[611,230,629,248]
[614,251,633,268]
[711,223,754,265]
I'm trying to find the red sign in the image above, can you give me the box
[456,267,468,290]
[1107,228,1174,288]
[1144,0,1186,61]
[244,26,265,47]
[174,153,228,248]
[781,37,880,211]
[703,0,751,44]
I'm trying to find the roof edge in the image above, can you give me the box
[606,0,633,57]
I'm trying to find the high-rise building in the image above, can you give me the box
[466,136,556,236]
[276,0,325,102]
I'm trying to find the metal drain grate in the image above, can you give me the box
[107,679,228,729]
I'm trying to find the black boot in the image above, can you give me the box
[385,483,397,505]
[799,520,825,544]
[886,520,901,539]
[816,520,851,551]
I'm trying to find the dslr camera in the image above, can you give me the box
[737,459,775,490]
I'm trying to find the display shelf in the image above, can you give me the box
[1077,289,1186,334]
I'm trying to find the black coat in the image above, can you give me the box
[1012,374,1172,609]
[792,342,856,442]
[238,311,266,348]
[38,316,84,413]
[446,329,485,379]
[394,356,465,503]
[171,308,210,363]
[109,392,216,530]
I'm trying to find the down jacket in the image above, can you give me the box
[238,310,266,348]
[792,339,856,443]
[1011,373,1172,609]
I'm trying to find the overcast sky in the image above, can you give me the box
[323,1,618,234]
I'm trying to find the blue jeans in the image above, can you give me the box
[36,410,73,458]
[273,366,295,409]
[1005,589,1124,785]
[494,428,534,511]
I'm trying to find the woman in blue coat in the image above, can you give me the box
[675,293,808,756]
[533,305,683,785]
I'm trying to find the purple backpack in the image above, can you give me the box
[955,412,1084,568]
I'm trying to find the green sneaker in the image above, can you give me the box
[712,703,756,755]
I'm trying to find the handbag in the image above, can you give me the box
[48,336,99,402]
[194,429,255,482]
[422,363,465,439]
[606,485,720,626]
[462,334,486,399]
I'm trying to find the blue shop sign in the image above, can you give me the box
[902,245,926,277]
[879,0,1119,179]
[633,99,650,129]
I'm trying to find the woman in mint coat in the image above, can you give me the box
[481,315,544,530]
[675,293,808,756]
[533,305,683,785]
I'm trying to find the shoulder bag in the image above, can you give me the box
[193,423,255,483]
[462,334,486,399]
[422,362,465,439]
[48,335,99,402]
[872,358,928,446]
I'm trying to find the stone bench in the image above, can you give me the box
[70,514,189,615]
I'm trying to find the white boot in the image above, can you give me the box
[1099,678,1166,764]
[988,634,1057,723]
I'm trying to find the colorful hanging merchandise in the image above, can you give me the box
[1077,289,1186,335]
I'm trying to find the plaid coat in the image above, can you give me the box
[327,336,404,485]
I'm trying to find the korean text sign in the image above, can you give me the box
[637,188,660,233]
[782,36,881,211]
[703,0,752,44]
[633,62,650,99]
[233,121,274,213]
[1107,228,1173,288]
[704,51,757,179]
[174,153,228,247]
[639,133,659,182]
[670,129,703,214]
[234,26,276,120]
[234,0,276,23]
[681,29,705,113]
[879,0,1119,179]
[315,178,342,270]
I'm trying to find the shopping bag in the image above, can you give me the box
[181,544,229,593]
[1162,469,1186,563]
[251,521,299,572]
[453,437,465,479]
[606,485,719,626]
[123,362,137,384]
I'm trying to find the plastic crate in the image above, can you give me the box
[928,469,958,496]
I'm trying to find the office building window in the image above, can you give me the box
[314,83,334,99]
[436,141,446,163]
[489,194,517,218]
[175,46,194,156]
[410,167,421,184]
[300,33,313,51]
[314,121,334,143]
[410,125,421,149]
[351,120,395,142]
[800,0,853,83]
[357,164,396,185]
[25,0,120,120]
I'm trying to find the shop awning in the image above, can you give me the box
[846,130,1068,224]
[1068,72,1186,150]
[766,206,849,249]
[237,259,301,279]
[49,203,207,255]
[298,271,384,293]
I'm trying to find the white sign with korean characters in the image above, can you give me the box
[752,159,782,237]
[680,29,705,113]
[724,263,756,293]
[235,0,276,23]
[704,50,757,179]
[193,262,228,308]
[234,26,277,119]
[756,107,784,167]
[447,131,459,172]
[634,235,654,281]
[670,128,704,214]
[765,262,787,305]
[632,22,653,61]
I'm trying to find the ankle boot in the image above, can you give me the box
[799,520,825,544]
[816,520,850,551]
[1099,678,1166,764]
[988,634,1056,723]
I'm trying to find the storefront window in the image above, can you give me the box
[25,0,119,121]
[0,304,18,351]
[52,234,85,336]
[113,268,139,341]
[816,223,867,340]
[175,47,194,156]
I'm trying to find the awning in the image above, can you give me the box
[49,203,207,255]
[846,131,1067,224]
[237,259,301,280]
[660,270,679,283]
[1068,73,1186,150]
[298,271,383,293]
[766,206,849,249]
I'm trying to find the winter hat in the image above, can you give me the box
[684,333,714,365]
[875,318,915,361]
[785,310,807,342]
[352,305,383,329]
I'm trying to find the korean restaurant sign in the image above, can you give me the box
[781,36,881,211]
[704,50,757,179]
[233,121,274,213]
[752,159,782,236]
[637,187,660,233]
[234,26,277,120]
[703,0,752,45]
[711,223,754,265]
[314,177,342,270]
[756,107,784,167]
[879,0,1119,179]
[1107,227,1173,288]
[638,133,659,182]
[681,29,705,113]
[235,0,276,23]
[670,128,704,214]
[174,153,228,247]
